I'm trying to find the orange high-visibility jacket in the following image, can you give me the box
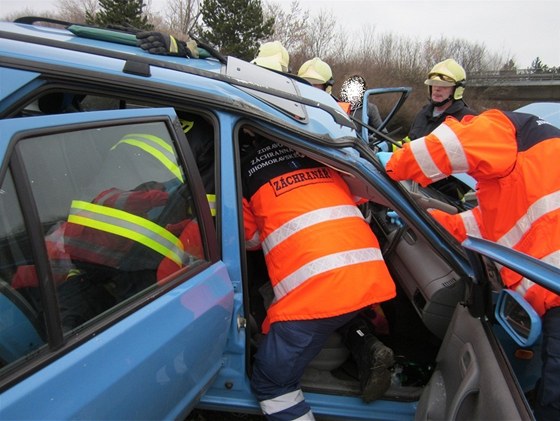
[242,138,396,333]
[386,109,560,316]
[429,207,485,242]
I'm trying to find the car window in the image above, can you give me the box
[15,90,216,216]
[1,119,208,374]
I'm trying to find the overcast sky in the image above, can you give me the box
[1,0,559,68]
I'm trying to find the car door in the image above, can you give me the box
[0,108,234,420]
[415,236,560,420]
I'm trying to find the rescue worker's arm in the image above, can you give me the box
[243,198,261,251]
[386,110,518,186]
[122,190,169,214]
[429,206,484,243]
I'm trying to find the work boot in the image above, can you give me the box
[356,335,394,402]
[341,317,394,402]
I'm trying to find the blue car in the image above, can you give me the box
[1,17,558,421]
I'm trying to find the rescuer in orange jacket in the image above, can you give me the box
[242,133,396,420]
[385,109,560,421]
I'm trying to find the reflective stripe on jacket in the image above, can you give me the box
[430,207,484,242]
[112,134,184,182]
[47,187,174,270]
[243,139,396,333]
[387,109,560,315]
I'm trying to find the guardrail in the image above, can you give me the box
[469,70,560,84]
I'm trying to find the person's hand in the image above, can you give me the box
[376,152,393,169]
[136,32,195,57]
[386,210,403,227]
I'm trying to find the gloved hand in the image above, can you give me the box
[386,210,403,227]
[376,151,393,169]
[136,31,196,57]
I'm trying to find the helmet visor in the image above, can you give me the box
[425,73,456,87]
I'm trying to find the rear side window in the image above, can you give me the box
[1,120,206,375]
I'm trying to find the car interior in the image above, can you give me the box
[235,123,476,403]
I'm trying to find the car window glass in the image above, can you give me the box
[18,91,216,218]
[10,121,206,340]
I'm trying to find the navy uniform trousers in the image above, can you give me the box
[251,311,359,421]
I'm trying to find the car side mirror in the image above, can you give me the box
[495,289,541,347]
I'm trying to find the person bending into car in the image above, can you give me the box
[384,109,560,421]
[241,131,396,420]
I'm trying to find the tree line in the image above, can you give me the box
[2,0,557,132]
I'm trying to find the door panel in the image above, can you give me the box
[0,109,233,419]
[415,303,533,420]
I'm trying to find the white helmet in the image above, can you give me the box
[251,41,289,72]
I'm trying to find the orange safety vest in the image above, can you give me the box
[243,139,396,333]
[386,109,560,316]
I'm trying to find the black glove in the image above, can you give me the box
[136,31,193,57]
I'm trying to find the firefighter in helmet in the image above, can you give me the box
[407,58,477,141]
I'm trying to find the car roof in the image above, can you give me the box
[0,19,357,142]
[515,102,560,128]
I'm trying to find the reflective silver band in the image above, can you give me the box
[273,247,383,301]
[263,205,363,255]
[259,389,305,415]
[498,191,560,248]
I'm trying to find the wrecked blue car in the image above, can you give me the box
[1,17,558,420]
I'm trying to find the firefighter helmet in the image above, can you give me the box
[297,58,334,92]
[424,58,466,100]
[251,41,289,73]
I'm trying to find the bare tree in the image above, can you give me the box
[302,8,338,60]
[264,1,308,52]
[57,0,99,23]
[162,0,202,36]
[1,7,58,21]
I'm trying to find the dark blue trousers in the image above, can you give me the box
[251,311,359,420]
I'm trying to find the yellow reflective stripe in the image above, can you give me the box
[115,133,174,153]
[112,134,184,183]
[69,200,184,266]
[116,138,183,183]
[169,35,179,54]
[206,193,216,216]
[68,214,182,266]
[180,119,194,133]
